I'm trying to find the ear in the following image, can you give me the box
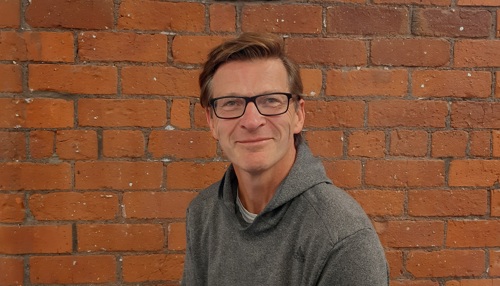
[205,107,219,140]
[293,99,305,135]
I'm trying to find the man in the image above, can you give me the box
[182,33,389,285]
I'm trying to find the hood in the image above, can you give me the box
[217,140,332,233]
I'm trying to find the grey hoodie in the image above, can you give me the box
[182,141,389,285]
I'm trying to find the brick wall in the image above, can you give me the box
[0,0,499,285]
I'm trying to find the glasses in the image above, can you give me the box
[209,92,293,119]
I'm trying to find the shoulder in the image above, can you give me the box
[187,181,220,213]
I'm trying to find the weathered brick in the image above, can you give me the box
[29,192,118,221]
[455,40,500,67]
[78,32,167,62]
[327,69,408,97]
[413,8,491,37]
[103,130,145,158]
[0,193,25,222]
[75,161,163,190]
[26,0,114,29]
[285,38,366,66]
[491,250,500,276]
[0,98,73,129]
[374,220,444,248]
[300,69,322,97]
[118,0,204,32]
[194,103,209,129]
[168,222,186,251]
[166,162,228,190]
[327,6,409,35]
[242,4,322,34]
[123,191,197,219]
[374,0,450,5]
[0,131,25,160]
[365,160,445,187]
[0,225,72,254]
[407,250,485,278]
[304,130,343,158]
[447,220,500,247]
[323,160,362,188]
[29,130,54,159]
[347,130,385,158]
[148,130,216,159]
[78,99,166,127]
[451,102,500,128]
[449,160,500,187]
[121,66,199,96]
[0,257,24,285]
[408,190,488,216]
[170,99,191,129]
[385,250,404,279]
[431,130,468,157]
[122,254,184,282]
[458,0,500,6]
[0,0,20,28]
[493,190,500,216]
[29,64,117,94]
[0,64,22,92]
[371,38,450,67]
[470,131,491,157]
[413,70,491,98]
[347,190,404,216]
[77,224,164,251]
[495,131,500,157]
[305,100,365,128]
[172,35,229,64]
[446,279,500,286]
[30,255,116,284]
[0,163,71,191]
[390,130,428,157]
[368,100,448,128]
[56,130,98,160]
[0,31,73,62]
[210,4,236,32]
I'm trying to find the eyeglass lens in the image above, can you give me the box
[212,93,291,119]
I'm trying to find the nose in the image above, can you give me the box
[239,102,265,130]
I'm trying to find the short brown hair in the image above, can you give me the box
[199,33,303,108]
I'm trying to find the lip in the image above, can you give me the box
[236,138,272,144]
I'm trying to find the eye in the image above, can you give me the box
[217,98,244,109]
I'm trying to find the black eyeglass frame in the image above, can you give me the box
[208,92,294,119]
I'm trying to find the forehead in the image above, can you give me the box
[211,59,289,97]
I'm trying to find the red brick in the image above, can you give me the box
[148,130,217,159]
[374,0,450,4]
[0,257,23,286]
[172,35,229,64]
[0,163,71,191]
[407,250,485,278]
[446,280,500,286]
[122,254,184,282]
[210,4,236,32]
[347,190,404,216]
[368,100,448,128]
[242,4,322,34]
[392,281,439,286]
[455,40,500,68]
[75,161,163,190]
[0,193,24,222]
[78,32,167,62]
[103,130,145,158]
[0,0,20,28]
[458,0,500,5]
[413,8,491,37]
[491,250,500,276]
[300,69,322,97]
[77,224,164,251]
[327,6,409,35]
[29,192,118,221]
[0,31,24,60]
[497,71,500,97]
[408,190,488,217]
[390,130,428,157]
[372,38,450,67]
[170,99,191,129]
[305,100,365,128]
[30,255,116,284]
[26,0,114,29]
[449,160,500,187]
[118,0,204,32]
[121,66,199,96]
[30,130,54,159]
[493,190,500,217]
[374,220,444,248]
[413,70,491,98]
[167,162,228,190]
[194,103,209,129]
[447,220,500,247]
[0,98,73,129]
[56,130,98,160]
[123,191,197,219]
[0,64,22,92]
[305,130,343,158]
[348,130,385,158]
[168,222,186,251]
[285,38,366,66]
[0,131,25,160]
[431,130,468,157]
[0,225,71,254]
[327,69,407,97]
[498,11,500,38]
[0,31,74,62]
[452,102,500,128]
[365,160,445,187]
[323,160,362,188]
[493,131,500,158]
[78,99,166,127]
[470,131,491,157]
[29,64,117,94]
[385,250,404,278]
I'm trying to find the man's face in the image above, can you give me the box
[206,59,305,175]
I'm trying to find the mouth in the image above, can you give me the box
[236,138,272,144]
